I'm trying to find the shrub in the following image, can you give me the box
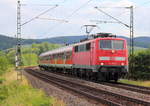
[0,56,9,75]
[128,49,150,80]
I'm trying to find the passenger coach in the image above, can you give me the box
[39,33,128,82]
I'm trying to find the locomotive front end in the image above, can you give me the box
[96,38,128,81]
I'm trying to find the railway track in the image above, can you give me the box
[25,68,150,106]
[44,69,150,95]
[100,82,150,95]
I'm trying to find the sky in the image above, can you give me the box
[0,0,150,39]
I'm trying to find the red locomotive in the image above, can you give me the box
[39,33,128,82]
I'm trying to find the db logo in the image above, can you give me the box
[110,57,115,60]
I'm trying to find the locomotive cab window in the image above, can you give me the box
[100,40,124,50]
[74,46,78,52]
[113,40,124,50]
[100,40,111,49]
[86,43,91,51]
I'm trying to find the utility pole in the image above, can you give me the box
[16,0,22,81]
[130,6,134,56]
[129,6,134,76]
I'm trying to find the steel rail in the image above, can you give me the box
[25,69,150,106]
[25,70,122,106]
[100,82,150,95]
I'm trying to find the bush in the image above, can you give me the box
[22,53,38,66]
[0,77,5,84]
[0,56,9,75]
[0,86,8,102]
[128,49,150,80]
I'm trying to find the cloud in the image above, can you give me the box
[0,0,16,37]
[0,0,150,39]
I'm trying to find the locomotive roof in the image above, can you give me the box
[39,45,73,57]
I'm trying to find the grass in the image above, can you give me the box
[119,79,150,87]
[0,69,65,106]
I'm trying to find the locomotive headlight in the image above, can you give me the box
[121,63,125,66]
[101,63,104,65]
[115,57,125,61]
[99,57,110,60]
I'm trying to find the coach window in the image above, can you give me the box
[53,54,56,59]
[56,54,59,59]
[47,56,49,60]
[45,56,47,60]
[52,54,54,59]
[60,53,63,59]
[58,54,60,59]
[49,55,52,60]
[43,56,45,60]
[86,43,91,51]
[79,44,86,52]
[62,52,65,59]
[75,46,78,52]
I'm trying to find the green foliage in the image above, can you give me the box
[31,42,61,55]
[1,42,61,67]
[6,50,15,65]
[0,86,8,102]
[128,48,150,80]
[0,77,5,84]
[0,55,9,75]
[21,42,61,66]
[0,81,54,106]
[22,53,38,66]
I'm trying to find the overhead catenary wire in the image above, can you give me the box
[37,17,68,23]
[94,0,150,23]
[91,20,121,24]
[21,3,58,7]
[66,0,93,19]
[21,5,58,26]
[94,7,130,28]
[44,0,93,36]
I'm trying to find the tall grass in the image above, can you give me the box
[0,70,65,106]
[0,81,54,106]
[119,79,150,87]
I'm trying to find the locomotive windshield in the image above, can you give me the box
[100,40,124,50]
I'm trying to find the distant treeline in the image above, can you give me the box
[0,34,150,50]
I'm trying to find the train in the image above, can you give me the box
[39,33,128,82]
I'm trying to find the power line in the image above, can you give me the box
[140,1,150,5]
[91,20,120,24]
[95,7,130,28]
[37,17,68,23]
[66,0,93,19]
[94,6,130,8]
[21,5,58,26]
[44,0,93,36]
[21,3,58,7]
